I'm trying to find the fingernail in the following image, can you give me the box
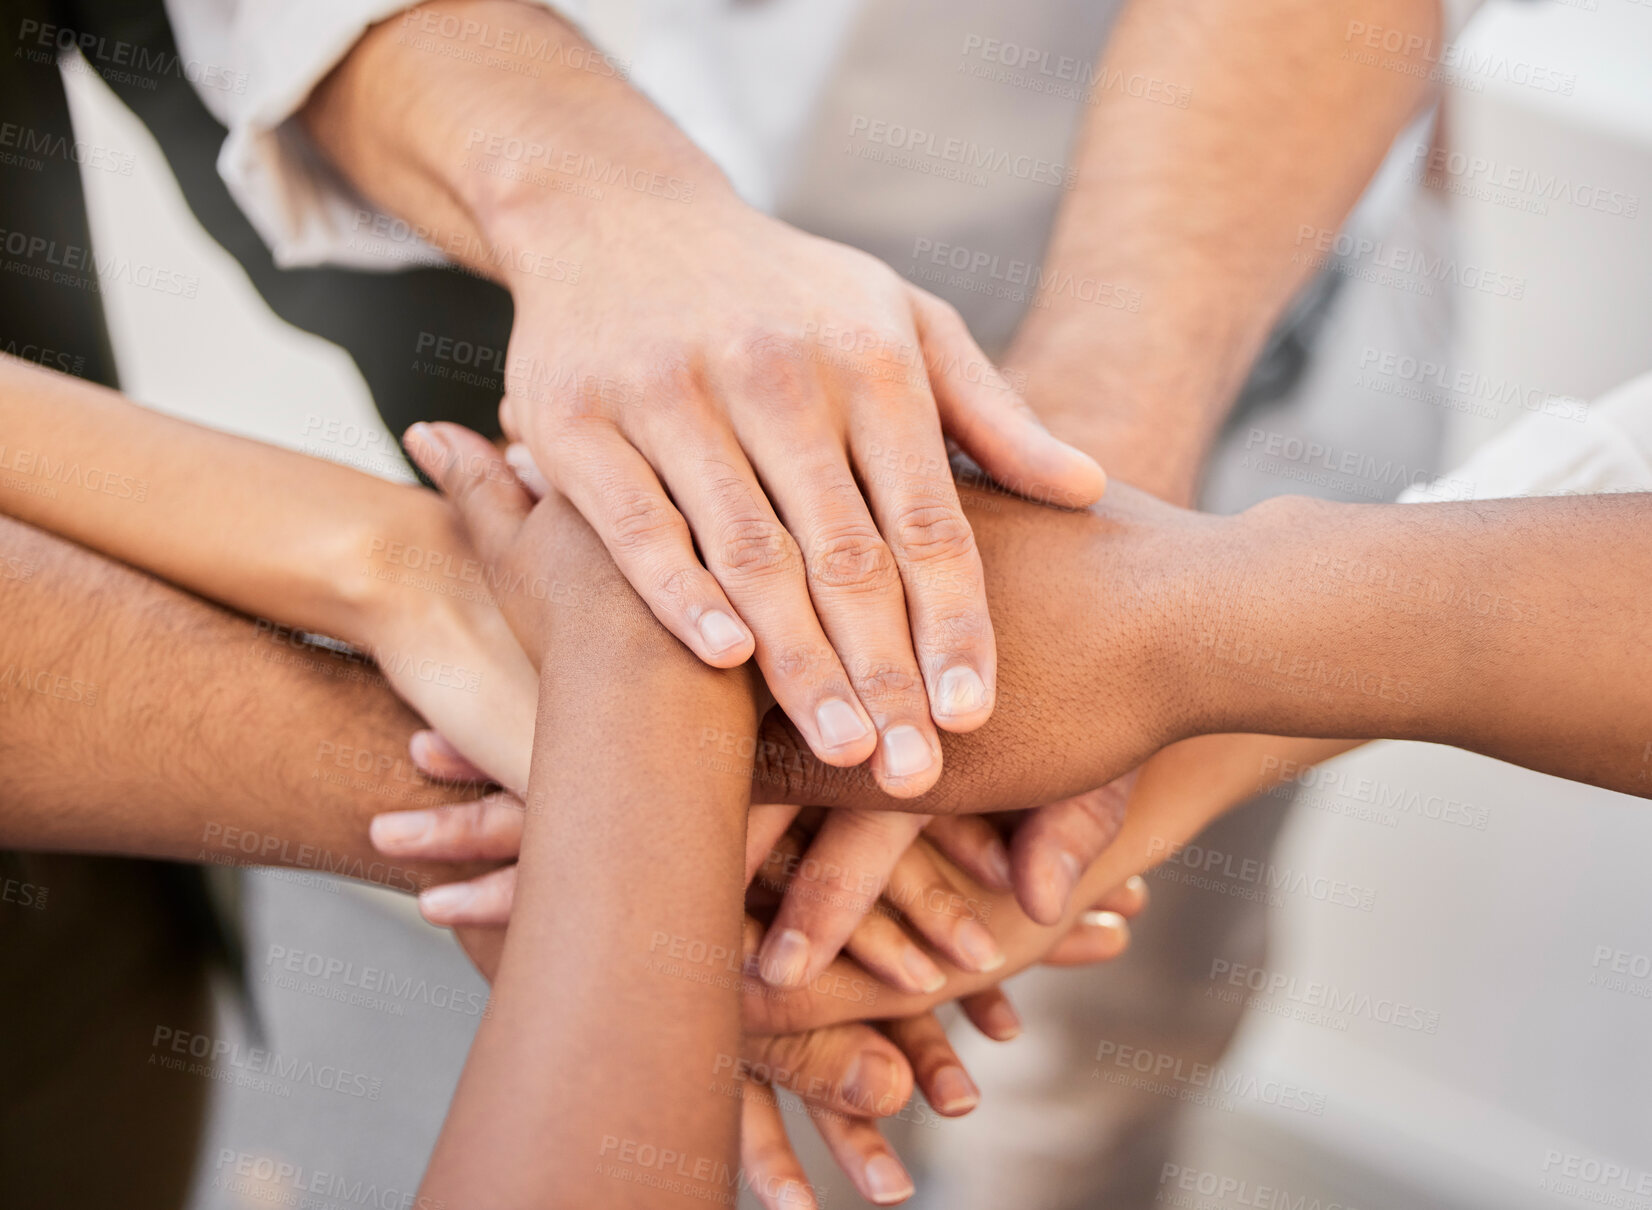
[410,728,463,765]
[843,1051,900,1115]
[880,725,934,780]
[1080,908,1126,931]
[981,997,1022,1040]
[954,918,1006,972]
[815,698,871,750]
[863,1154,915,1205]
[901,945,947,994]
[934,665,989,719]
[419,882,474,922]
[759,927,811,988]
[929,1064,980,1115]
[503,442,550,497]
[697,609,748,657]
[404,422,449,470]
[1125,874,1147,897]
[369,810,434,851]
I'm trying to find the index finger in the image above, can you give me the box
[404,422,532,564]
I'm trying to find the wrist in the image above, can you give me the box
[470,134,738,297]
[1147,504,1258,742]
[1004,301,1256,504]
[1173,493,1436,741]
[330,485,467,648]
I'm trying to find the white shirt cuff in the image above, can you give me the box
[174,0,591,271]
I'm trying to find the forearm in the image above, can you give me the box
[0,516,467,892]
[0,352,440,646]
[1006,0,1441,500]
[750,485,1651,809]
[420,532,756,1207]
[1194,493,1651,785]
[301,0,732,287]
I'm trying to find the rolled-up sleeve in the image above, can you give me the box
[163,0,590,270]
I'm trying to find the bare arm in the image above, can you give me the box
[1005,0,1443,501]
[750,482,1652,810]
[0,514,470,890]
[0,352,537,789]
[299,0,1108,799]
[409,430,755,1209]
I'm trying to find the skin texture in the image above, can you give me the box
[0,353,538,793]
[956,0,1443,934]
[301,0,1112,796]
[408,470,754,1209]
[700,0,1447,958]
[8,355,1650,985]
[0,514,469,882]
[402,430,1652,815]
[405,420,1652,1047]
[741,482,1652,812]
[0,351,1125,1022]
[0,507,1131,1206]
[9,404,1645,1204]
[403,425,1150,1208]
[297,0,1446,955]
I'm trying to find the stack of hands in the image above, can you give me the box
[372,425,1154,1208]
[3,350,1642,1210]
[347,411,1370,1208]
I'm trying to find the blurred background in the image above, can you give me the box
[56,0,1652,1206]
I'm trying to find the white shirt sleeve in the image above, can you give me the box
[1400,371,1652,502]
[163,0,591,271]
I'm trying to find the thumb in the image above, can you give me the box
[911,291,1106,509]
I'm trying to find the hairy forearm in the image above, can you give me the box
[302,0,731,287]
[0,516,468,892]
[1007,0,1442,500]
[420,521,755,1207]
[750,485,1652,810]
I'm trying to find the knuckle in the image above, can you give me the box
[717,517,802,581]
[651,563,700,612]
[770,642,836,688]
[808,524,899,594]
[606,488,685,555]
[893,503,977,565]
[771,1029,835,1088]
[915,602,991,658]
[701,464,767,519]
[845,658,924,709]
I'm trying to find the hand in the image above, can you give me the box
[400,423,630,665]
[381,788,1139,1210]
[740,732,1352,1037]
[371,781,1145,1001]
[354,499,539,791]
[443,903,987,1210]
[493,196,1107,797]
[751,771,1138,981]
[928,773,1136,926]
